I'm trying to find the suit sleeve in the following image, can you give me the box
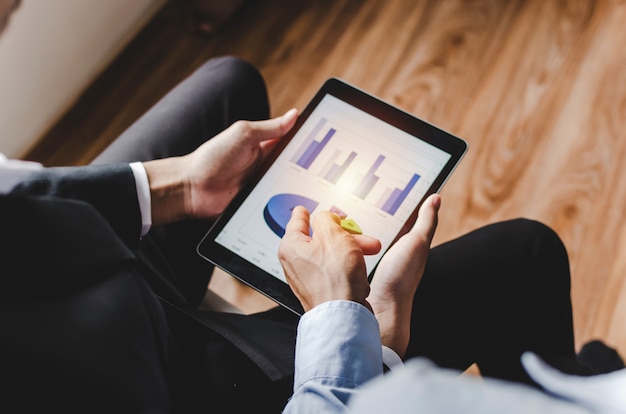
[10,164,142,248]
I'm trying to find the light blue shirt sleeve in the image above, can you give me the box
[347,358,593,414]
[283,300,384,414]
[280,296,626,413]
[347,354,626,413]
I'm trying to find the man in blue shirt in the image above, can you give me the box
[278,196,626,413]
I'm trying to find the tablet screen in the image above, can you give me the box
[198,78,467,314]
[213,94,452,283]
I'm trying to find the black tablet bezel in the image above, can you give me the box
[197,78,468,315]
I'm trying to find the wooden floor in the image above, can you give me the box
[26,0,626,357]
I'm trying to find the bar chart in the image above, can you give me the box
[290,116,422,217]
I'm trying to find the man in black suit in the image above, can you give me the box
[0,2,591,413]
[2,54,306,412]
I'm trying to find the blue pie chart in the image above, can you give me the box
[263,193,319,237]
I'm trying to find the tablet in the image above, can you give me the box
[197,78,468,315]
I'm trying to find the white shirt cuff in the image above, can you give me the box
[129,162,152,236]
[382,345,404,371]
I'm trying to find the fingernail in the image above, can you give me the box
[432,194,441,209]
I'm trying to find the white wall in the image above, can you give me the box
[0,0,165,159]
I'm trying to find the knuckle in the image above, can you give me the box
[277,247,287,262]
[232,120,253,138]
[277,241,294,261]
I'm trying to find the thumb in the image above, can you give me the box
[411,194,441,243]
[249,108,298,142]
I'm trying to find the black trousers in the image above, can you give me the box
[2,57,583,412]
[412,218,579,382]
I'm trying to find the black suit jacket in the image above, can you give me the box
[3,165,141,293]
[1,164,296,412]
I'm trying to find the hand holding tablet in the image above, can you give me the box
[198,78,467,315]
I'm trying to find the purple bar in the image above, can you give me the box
[324,164,340,182]
[383,173,420,215]
[327,151,357,183]
[291,117,327,164]
[382,188,402,214]
[355,155,385,198]
[356,174,379,199]
[321,149,341,178]
[297,128,336,169]
[366,155,385,176]
[297,141,320,169]
[376,187,393,209]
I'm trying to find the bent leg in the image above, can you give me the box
[405,219,577,384]
[92,56,270,305]
[92,56,270,164]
